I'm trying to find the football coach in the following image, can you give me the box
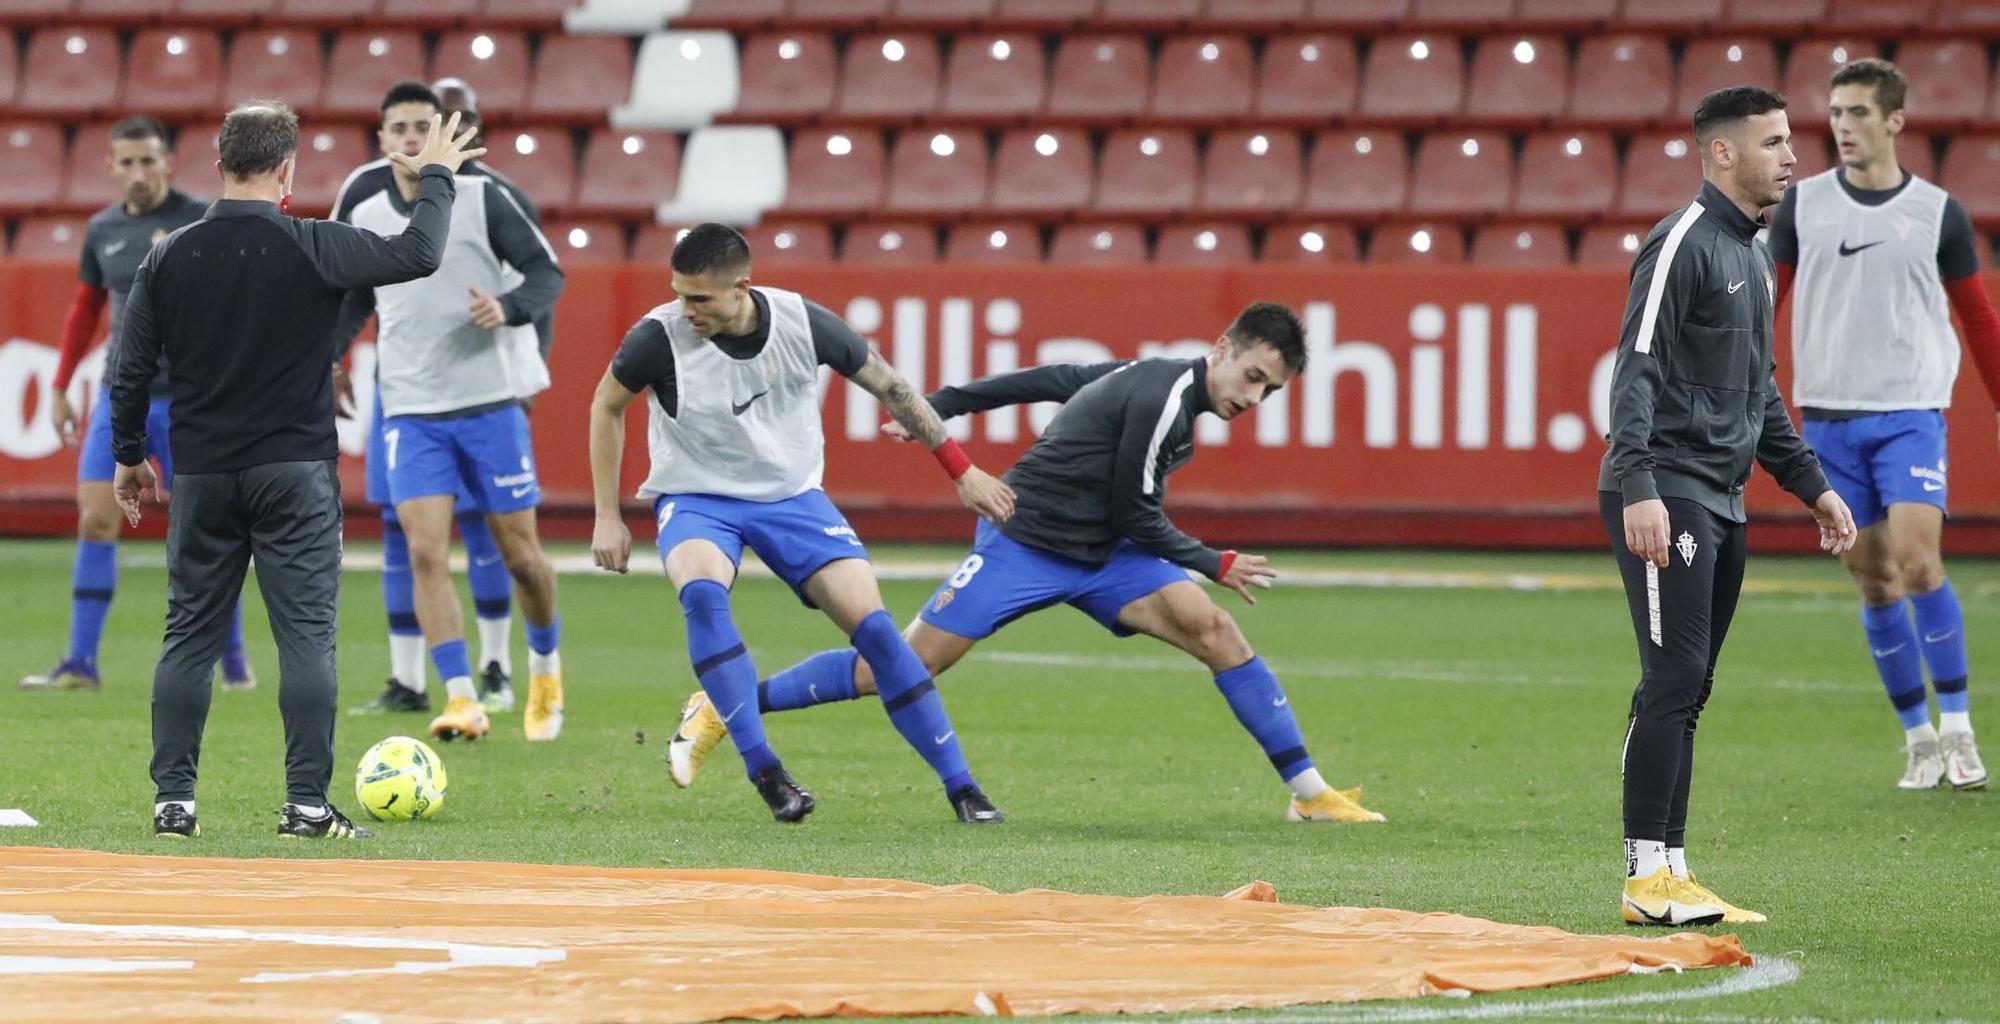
[109,100,482,840]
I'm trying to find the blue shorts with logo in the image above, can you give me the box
[80,394,172,484]
[652,490,868,607]
[381,403,538,514]
[366,391,482,510]
[918,520,1195,640]
[1802,409,1948,529]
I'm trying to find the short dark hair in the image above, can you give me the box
[1693,86,1789,146]
[671,223,752,278]
[432,77,481,120]
[1226,301,1307,375]
[1830,57,1906,114]
[109,115,172,151]
[379,80,441,122]
[217,101,298,180]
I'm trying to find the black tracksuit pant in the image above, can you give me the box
[1601,491,1748,846]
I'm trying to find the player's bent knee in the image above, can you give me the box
[1194,607,1253,668]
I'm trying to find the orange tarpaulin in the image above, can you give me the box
[0,847,1749,1024]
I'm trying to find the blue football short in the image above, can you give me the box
[652,489,869,607]
[382,403,538,514]
[367,391,482,509]
[918,520,1195,640]
[79,394,172,484]
[1802,409,1947,529]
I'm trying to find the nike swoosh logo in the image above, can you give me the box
[1923,482,1944,492]
[1727,280,1746,293]
[1271,697,1288,707]
[1925,629,1958,643]
[933,732,954,745]
[1838,240,1885,256]
[1873,643,1908,657]
[808,684,819,701]
[103,239,128,256]
[474,554,501,566]
[510,485,534,498]
[731,390,770,416]
[720,703,744,724]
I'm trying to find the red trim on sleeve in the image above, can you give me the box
[932,438,973,481]
[1214,550,1238,583]
[1774,261,1794,314]
[53,282,108,391]
[1946,274,2000,408]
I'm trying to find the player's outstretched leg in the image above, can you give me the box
[680,578,810,821]
[487,508,561,740]
[669,649,860,789]
[459,509,516,712]
[354,509,432,714]
[851,610,999,822]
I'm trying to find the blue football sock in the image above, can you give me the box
[430,639,472,684]
[382,518,421,639]
[65,539,116,668]
[1863,601,1931,730]
[852,610,974,794]
[760,649,862,712]
[526,616,561,656]
[1911,581,1970,715]
[220,599,249,680]
[1215,656,1314,781]
[680,580,777,778]
[458,512,513,623]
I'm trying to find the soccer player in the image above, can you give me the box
[22,116,255,694]
[336,80,551,716]
[333,81,567,744]
[667,301,1387,827]
[1602,87,1857,926]
[1769,58,1998,792]
[587,224,1015,824]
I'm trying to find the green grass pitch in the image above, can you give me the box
[1,538,1995,1021]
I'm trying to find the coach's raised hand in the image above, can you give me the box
[389,111,485,176]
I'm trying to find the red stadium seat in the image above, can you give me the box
[1094,128,1196,215]
[288,127,374,218]
[376,0,480,25]
[1046,34,1150,124]
[484,128,577,214]
[629,222,686,265]
[673,0,787,31]
[1408,131,1513,220]
[1470,223,1569,267]
[1203,0,1306,30]
[1616,131,1700,219]
[18,29,121,117]
[1568,34,1671,127]
[432,31,532,119]
[1719,0,1826,31]
[1512,0,1615,31]
[1825,0,1929,35]
[842,221,939,264]
[1899,40,1991,130]
[223,30,324,115]
[988,0,1100,30]
[1577,222,1652,268]
[123,29,222,117]
[1787,130,1834,180]
[781,127,886,216]
[1357,34,1464,123]
[1301,129,1407,217]
[1265,222,1360,263]
[1463,35,1568,127]
[887,0,994,29]
[788,0,892,30]
[1930,0,2000,34]
[11,215,91,260]
[1097,0,1199,30]
[1614,0,1720,30]
[741,221,837,265]
[1938,136,2000,225]
[1050,222,1147,263]
[0,30,18,111]
[71,0,173,23]
[273,0,378,26]
[0,0,71,18]
[478,0,574,29]
[1370,221,1465,264]
[989,128,1092,216]
[60,122,116,210]
[1406,0,1517,31]
[837,33,942,121]
[323,32,429,120]
[730,33,837,124]
[170,0,274,21]
[1673,39,1780,122]
[1905,134,1942,182]
[1152,36,1254,124]
[940,33,1046,122]
[1198,129,1303,215]
[1784,39,1880,127]
[1513,131,1615,220]
[1301,0,1405,28]
[544,220,628,265]
[1155,222,1252,265]
[1254,34,1357,125]
[885,127,990,215]
[0,122,63,213]
[527,35,636,120]
[945,221,1042,263]
[573,129,680,216]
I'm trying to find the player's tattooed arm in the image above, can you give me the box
[852,349,949,449]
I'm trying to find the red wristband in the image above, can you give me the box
[1214,550,1238,582]
[933,439,973,481]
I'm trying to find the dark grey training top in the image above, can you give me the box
[110,165,457,474]
[1597,179,1830,523]
[929,357,1225,578]
[81,188,206,396]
